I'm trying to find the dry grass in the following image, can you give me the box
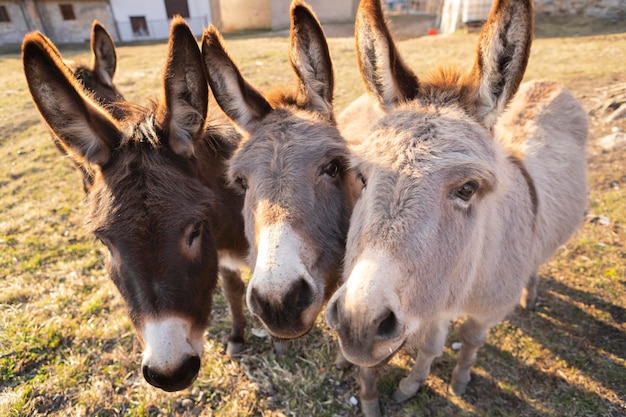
[1,18,625,417]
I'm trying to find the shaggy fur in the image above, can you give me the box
[23,17,247,393]
[325,1,588,416]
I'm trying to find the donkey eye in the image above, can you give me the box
[188,222,203,246]
[454,181,478,201]
[235,176,248,191]
[356,172,367,188]
[322,160,341,178]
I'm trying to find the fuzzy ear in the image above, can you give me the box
[157,16,208,158]
[355,0,419,111]
[465,0,533,128]
[289,0,334,119]
[22,32,121,167]
[201,25,272,131]
[91,20,117,88]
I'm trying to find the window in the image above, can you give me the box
[130,16,149,37]
[0,6,10,23]
[165,0,190,18]
[59,4,76,20]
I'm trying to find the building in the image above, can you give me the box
[0,0,116,45]
[0,0,362,45]
[212,0,358,32]
[109,0,213,42]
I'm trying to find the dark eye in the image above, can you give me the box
[322,160,341,178]
[356,172,367,188]
[235,176,248,191]
[454,181,478,201]
[188,222,203,246]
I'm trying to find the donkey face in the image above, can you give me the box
[326,0,533,367]
[202,0,354,339]
[23,18,219,392]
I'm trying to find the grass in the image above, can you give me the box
[1,18,625,417]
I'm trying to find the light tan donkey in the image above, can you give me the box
[202,0,358,341]
[325,0,588,416]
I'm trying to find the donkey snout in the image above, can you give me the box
[326,289,406,367]
[248,276,318,338]
[142,354,200,392]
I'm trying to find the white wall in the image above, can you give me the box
[109,0,211,41]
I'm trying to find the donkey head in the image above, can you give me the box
[23,17,219,391]
[202,0,354,339]
[326,0,533,367]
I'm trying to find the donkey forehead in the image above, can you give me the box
[87,151,212,236]
[355,108,495,174]
[231,112,346,175]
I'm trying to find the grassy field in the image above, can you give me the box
[1,17,626,417]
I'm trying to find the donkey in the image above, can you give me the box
[201,0,357,340]
[325,0,588,415]
[23,17,248,392]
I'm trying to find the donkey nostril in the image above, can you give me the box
[376,310,398,339]
[292,277,314,311]
[248,287,263,316]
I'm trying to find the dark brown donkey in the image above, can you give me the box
[202,0,357,340]
[22,17,247,392]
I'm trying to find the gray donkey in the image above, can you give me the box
[325,0,588,416]
[202,0,357,341]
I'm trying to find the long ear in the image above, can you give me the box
[22,32,121,166]
[465,0,533,128]
[156,16,208,158]
[201,25,272,131]
[289,0,334,119]
[355,0,419,111]
[91,20,117,87]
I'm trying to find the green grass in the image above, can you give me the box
[1,18,625,417]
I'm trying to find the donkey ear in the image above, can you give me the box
[355,0,419,111]
[201,25,272,131]
[91,20,117,87]
[465,0,533,129]
[289,0,334,119]
[23,32,121,167]
[157,16,208,158]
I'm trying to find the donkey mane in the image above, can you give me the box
[266,87,336,125]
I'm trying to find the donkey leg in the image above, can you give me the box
[333,348,352,369]
[359,366,382,417]
[219,266,246,357]
[392,321,447,403]
[449,317,489,396]
[520,272,539,310]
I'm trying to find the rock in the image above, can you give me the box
[598,132,626,150]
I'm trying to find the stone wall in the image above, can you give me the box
[36,1,116,44]
[534,0,626,20]
[0,2,31,44]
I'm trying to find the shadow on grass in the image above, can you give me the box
[514,275,626,366]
